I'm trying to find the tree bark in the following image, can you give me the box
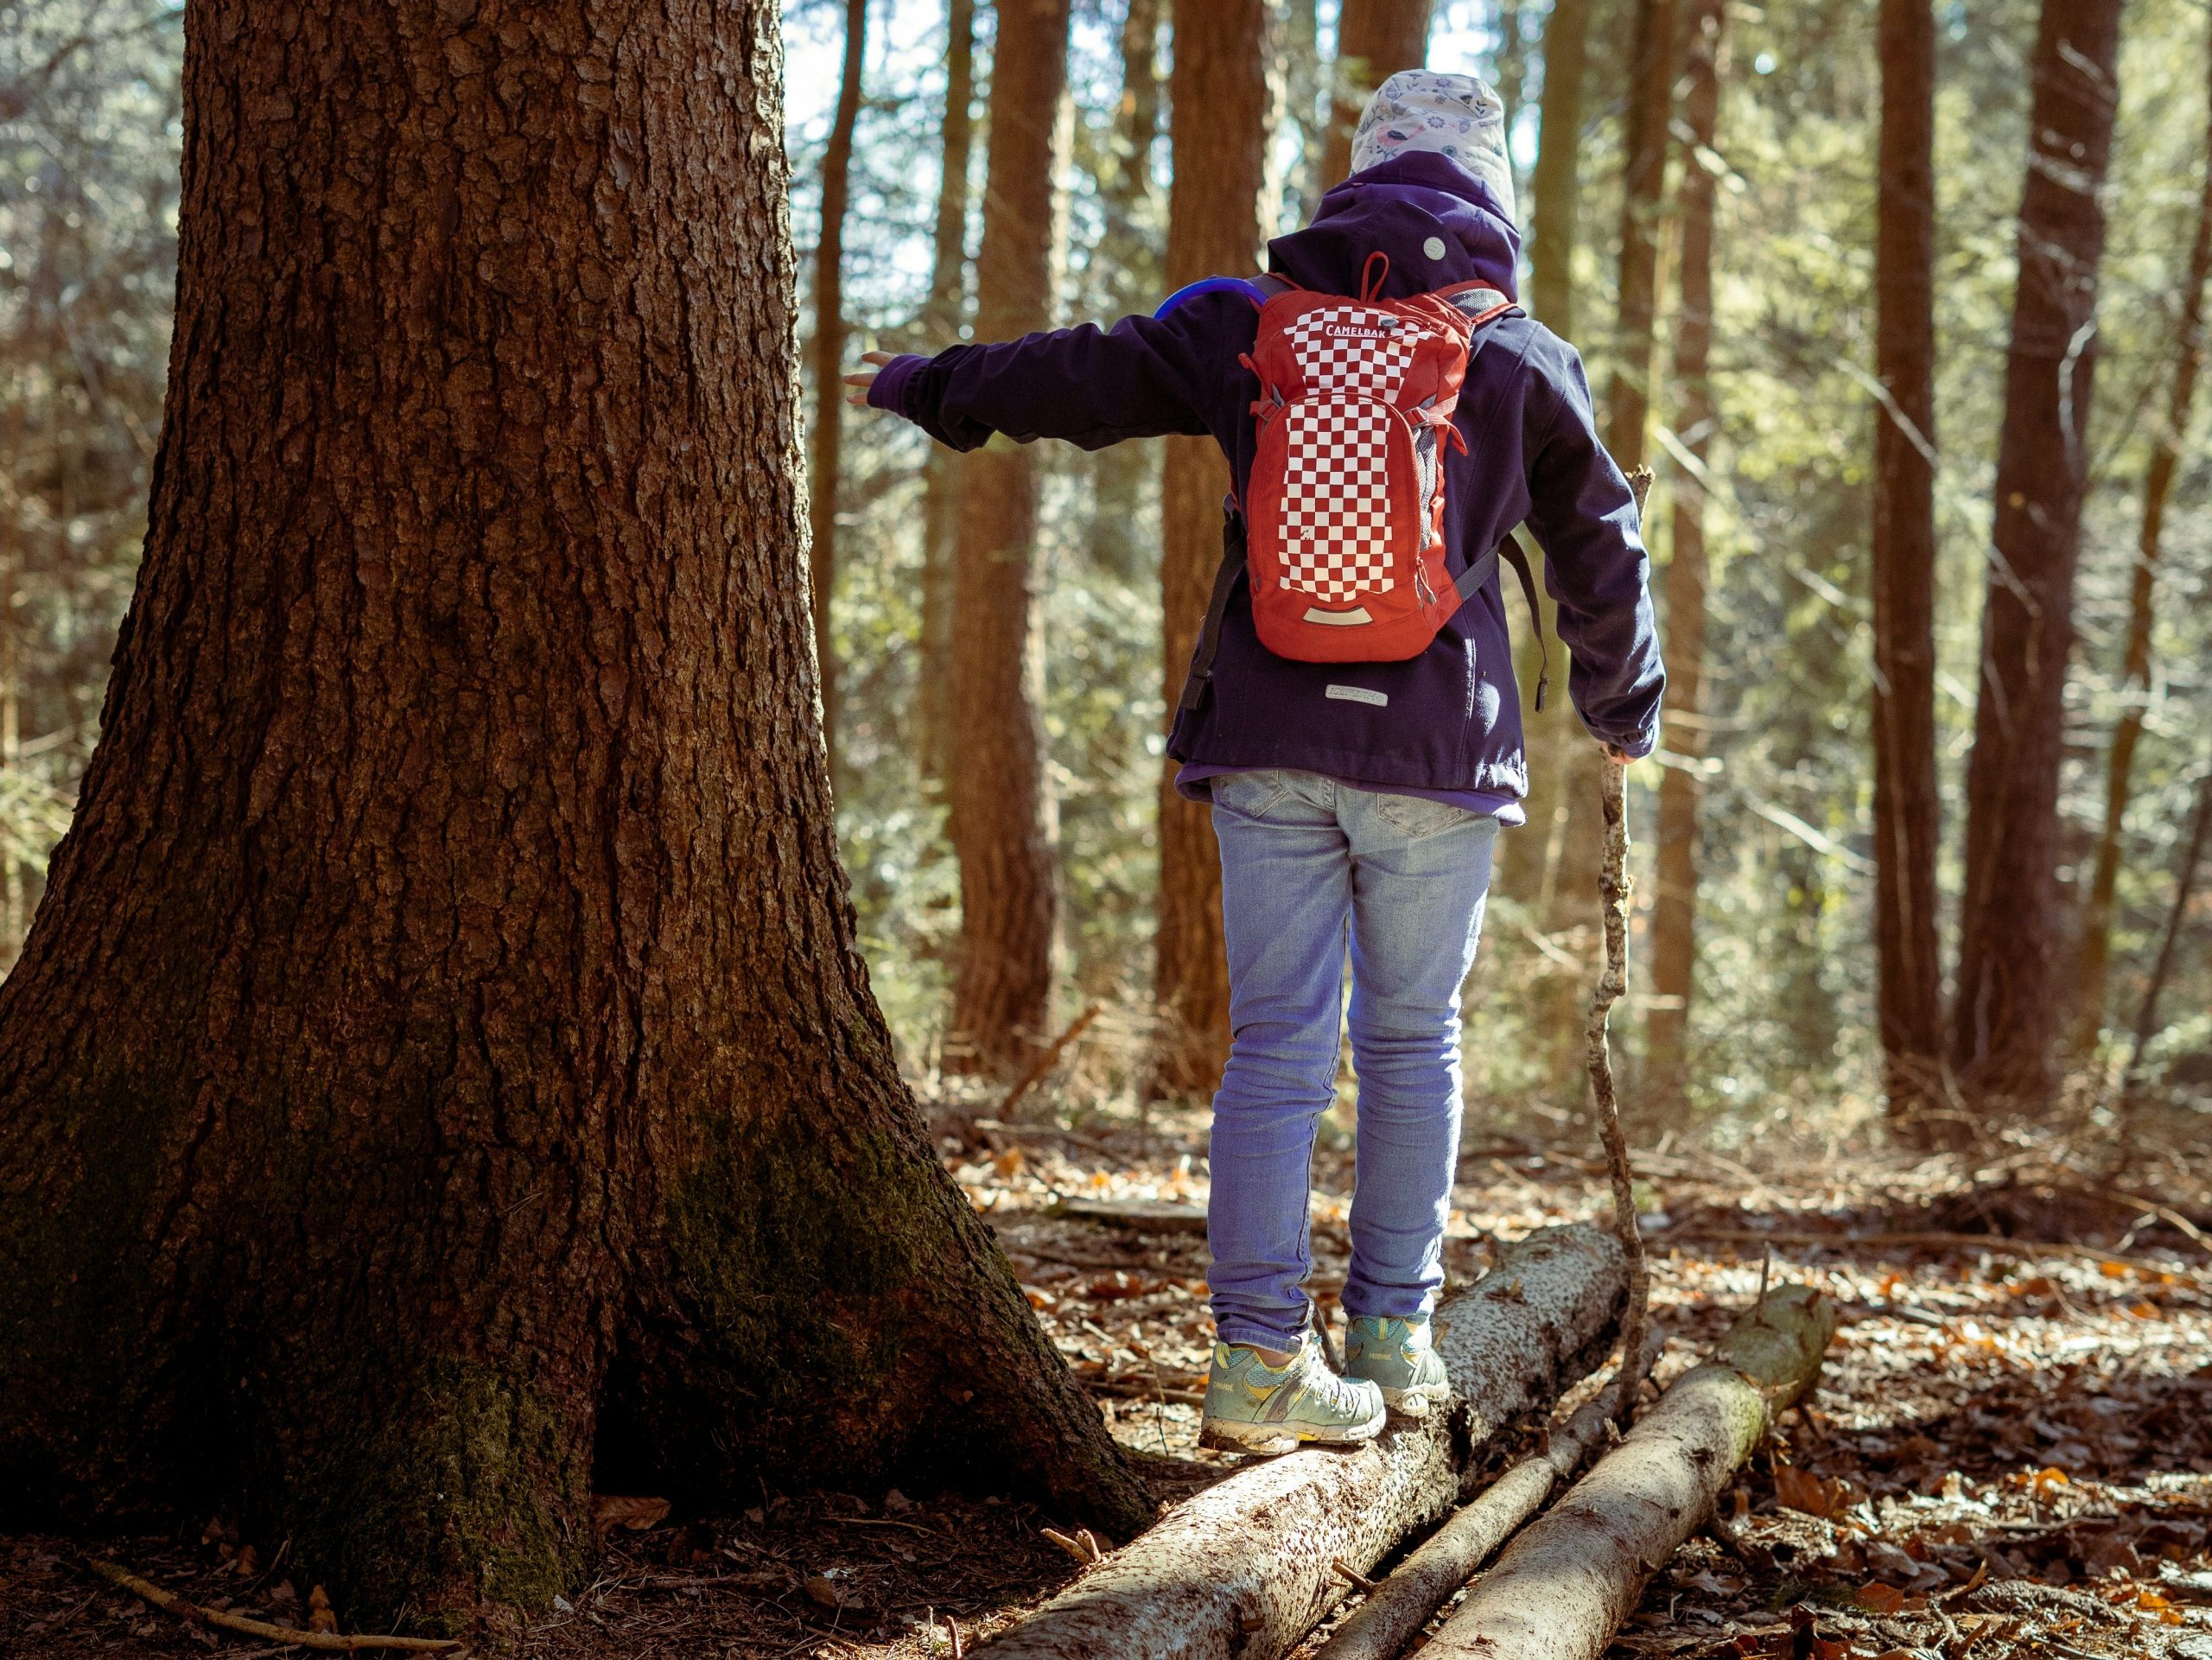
[916,0,976,791]
[1950,0,2126,1113]
[945,0,1074,1078]
[1086,0,1166,588]
[976,1225,1630,1660]
[1422,1285,1839,1660]
[1499,0,1595,916]
[1528,0,1590,336]
[1646,0,1725,1114]
[0,0,1147,1627]
[809,0,867,785]
[1152,0,1275,1101]
[1320,0,1437,189]
[1870,0,1948,1129]
[1312,1328,1669,1660]
[2075,30,2212,1052]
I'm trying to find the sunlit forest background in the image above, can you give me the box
[3,0,2208,1152]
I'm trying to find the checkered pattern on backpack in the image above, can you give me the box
[1281,305,1423,400]
[1279,398,1395,606]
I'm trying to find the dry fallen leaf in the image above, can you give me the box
[804,1573,840,1610]
[307,1584,337,1635]
[1857,1580,1906,1615]
[591,1494,671,1532]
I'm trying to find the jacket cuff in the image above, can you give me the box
[1606,722,1661,761]
[868,353,928,417]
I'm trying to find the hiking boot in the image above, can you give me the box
[1198,1334,1388,1455]
[1344,1314,1452,1417]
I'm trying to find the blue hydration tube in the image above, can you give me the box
[1154,276,1273,319]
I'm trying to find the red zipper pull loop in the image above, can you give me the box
[1360,251,1390,303]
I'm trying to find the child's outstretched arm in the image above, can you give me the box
[1521,346,1666,761]
[842,301,1238,453]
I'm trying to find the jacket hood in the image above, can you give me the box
[1266,150,1522,303]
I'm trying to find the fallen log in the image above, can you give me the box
[1311,1326,1671,1660]
[1421,1282,1839,1660]
[976,1224,1629,1660]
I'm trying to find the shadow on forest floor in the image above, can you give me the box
[6,1103,2212,1659]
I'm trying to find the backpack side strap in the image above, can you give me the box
[1452,534,1553,712]
[1177,499,1248,715]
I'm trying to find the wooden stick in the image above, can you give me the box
[1589,463,1655,1428]
[1421,1284,1838,1660]
[87,1561,461,1653]
[1312,1326,1671,1660]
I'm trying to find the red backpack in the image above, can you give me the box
[1170,256,1547,714]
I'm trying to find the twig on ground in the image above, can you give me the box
[997,1003,1105,1121]
[86,1560,461,1652]
[1039,1527,1099,1566]
[1331,1559,1379,1594]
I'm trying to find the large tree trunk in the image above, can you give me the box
[916,0,977,791]
[2074,29,2212,1053]
[1645,0,1725,1116]
[810,0,867,785]
[0,0,1147,1628]
[1870,0,1947,1130]
[976,1226,1629,1660]
[945,0,1073,1078]
[1152,0,1275,1102]
[1320,0,1437,189]
[1949,0,2126,1113]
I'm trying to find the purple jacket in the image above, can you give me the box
[868,152,1664,802]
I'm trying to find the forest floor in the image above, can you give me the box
[6,1099,2212,1660]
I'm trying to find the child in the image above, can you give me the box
[849,72,1662,1453]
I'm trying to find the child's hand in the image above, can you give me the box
[1599,742,1634,766]
[843,350,899,408]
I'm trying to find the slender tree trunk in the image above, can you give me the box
[1646,0,1725,1115]
[1491,3,1529,194]
[1950,0,2126,1113]
[945,0,1074,1077]
[810,0,867,785]
[1870,0,1948,1130]
[1286,0,1326,220]
[1606,0,1678,467]
[1528,0,1590,334]
[1153,0,1277,1101]
[1321,0,1437,188]
[0,0,1146,1626]
[1521,0,1675,1105]
[1498,0,1595,915]
[2074,30,2212,1052]
[917,0,977,790]
[1088,0,1165,586]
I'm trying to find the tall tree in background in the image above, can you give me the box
[2075,26,2212,1050]
[1088,0,1166,585]
[1950,0,2126,1112]
[1154,0,1277,1099]
[1498,0,1595,921]
[1869,0,1946,1126]
[946,0,1075,1076]
[810,0,868,781]
[916,0,977,787]
[1647,0,1726,1114]
[0,0,1145,1624]
[1528,0,1591,334]
[1321,0,1437,187]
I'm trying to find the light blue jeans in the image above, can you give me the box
[1205,769,1499,1351]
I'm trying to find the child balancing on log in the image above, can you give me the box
[849,73,1662,1454]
